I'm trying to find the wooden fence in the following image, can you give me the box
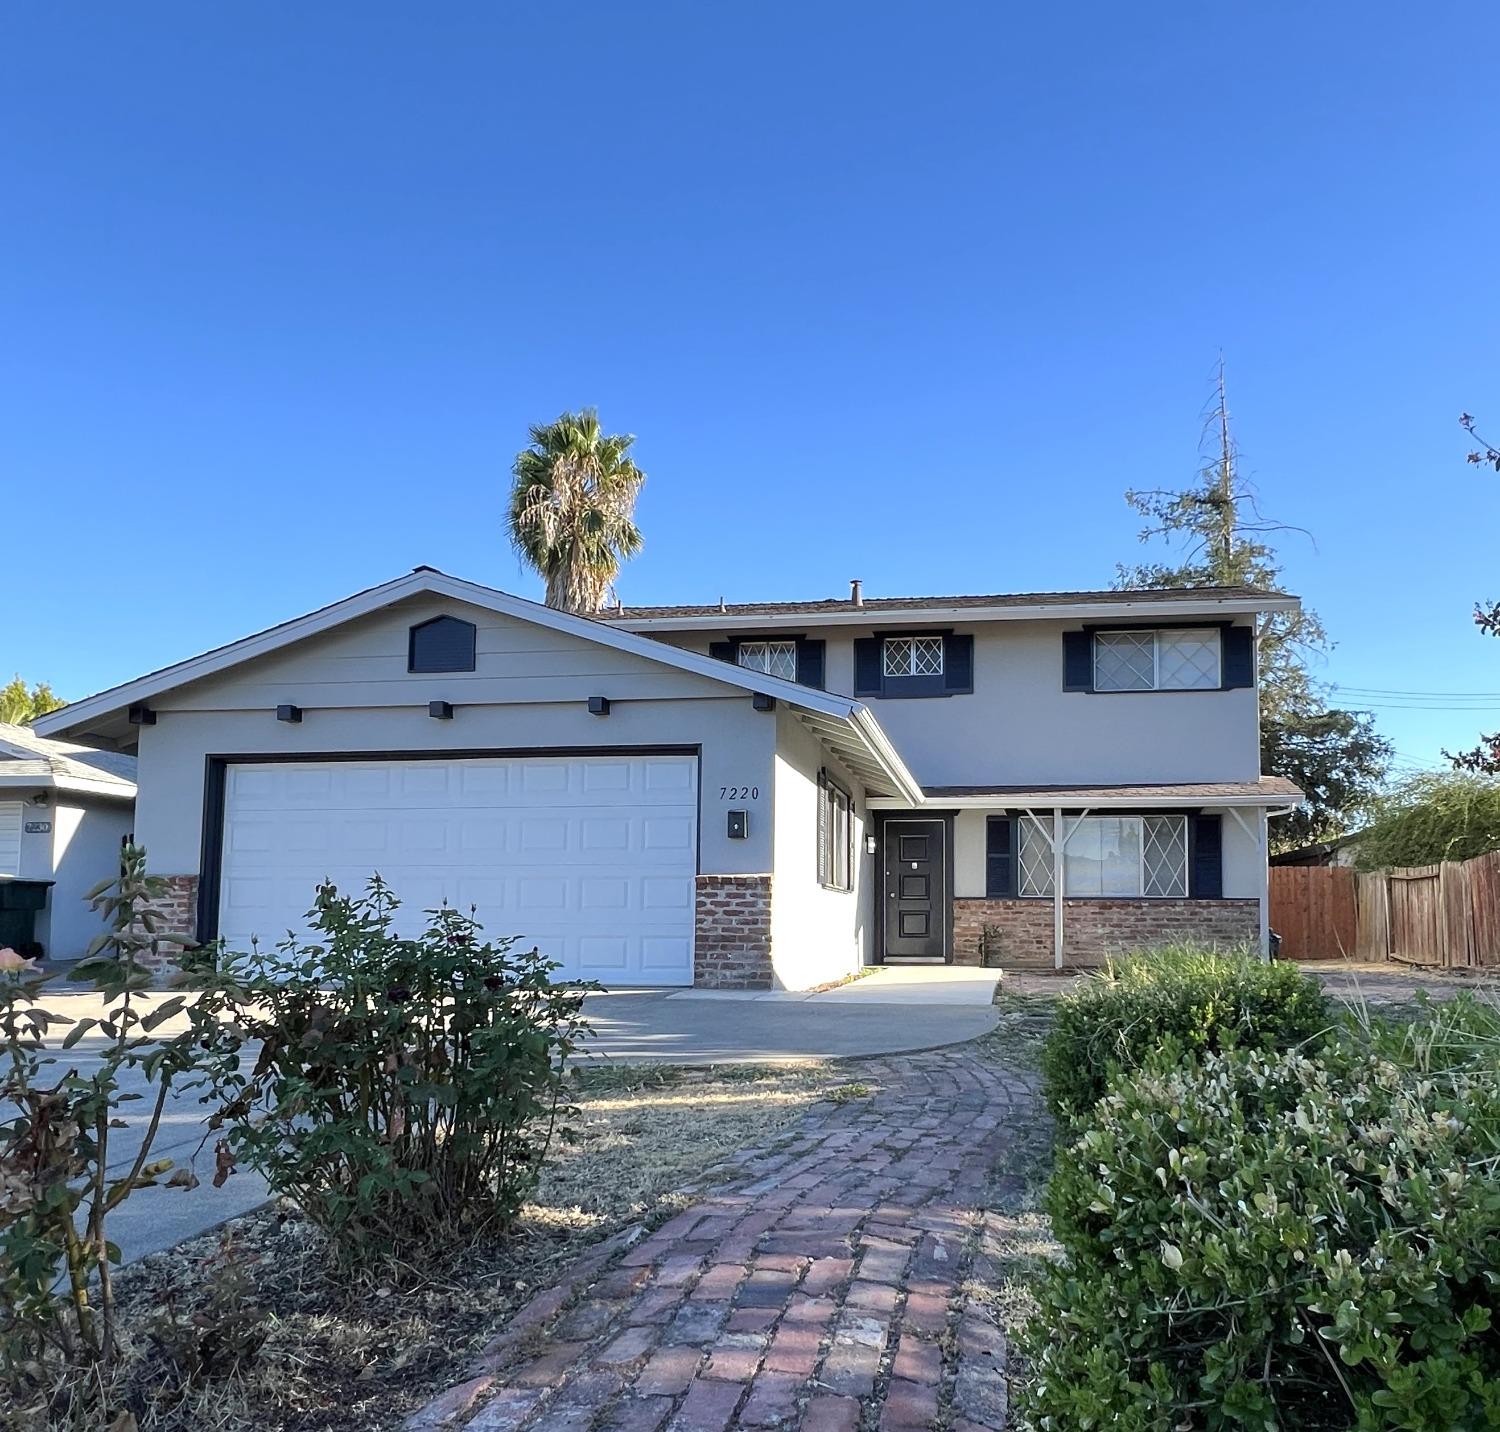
[1270,850,1500,966]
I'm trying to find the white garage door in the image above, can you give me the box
[217,754,698,986]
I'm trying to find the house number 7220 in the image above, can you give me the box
[720,786,760,800]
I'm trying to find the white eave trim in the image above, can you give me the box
[0,772,136,800]
[610,595,1300,632]
[30,567,919,802]
[867,791,1305,810]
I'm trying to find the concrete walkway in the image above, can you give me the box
[408,1049,1027,1432]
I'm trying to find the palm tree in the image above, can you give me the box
[508,409,646,613]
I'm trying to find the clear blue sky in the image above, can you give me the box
[4,3,1497,772]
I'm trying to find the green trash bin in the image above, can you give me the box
[0,879,53,960]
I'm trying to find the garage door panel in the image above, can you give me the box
[218,754,698,985]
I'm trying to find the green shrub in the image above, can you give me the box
[1019,1011,1500,1430]
[208,877,592,1267]
[1353,770,1500,870]
[1038,944,1331,1116]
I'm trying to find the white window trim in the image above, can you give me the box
[737,640,798,680]
[1093,628,1222,692]
[0,801,23,879]
[1018,813,1189,899]
[816,772,854,892]
[882,635,945,678]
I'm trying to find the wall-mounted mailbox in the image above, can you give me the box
[727,810,749,840]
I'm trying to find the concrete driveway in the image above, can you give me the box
[583,966,1000,1064]
[18,967,998,1265]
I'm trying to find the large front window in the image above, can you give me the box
[1093,629,1221,692]
[1017,814,1188,897]
[883,636,944,678]
[737,640,798,680]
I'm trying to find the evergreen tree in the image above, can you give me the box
[0,675,65,725]
[1116,367,1390,851]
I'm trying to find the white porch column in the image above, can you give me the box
[1052,806,1064,970]
[1226,805,1272,960]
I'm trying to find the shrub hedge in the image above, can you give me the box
[1020,994,1500,1430]
[1038,945,1332,1116]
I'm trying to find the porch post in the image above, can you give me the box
[1052,805,1064,971]
[1257,808,1271,958]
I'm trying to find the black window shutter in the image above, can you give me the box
[853,638,882,697]
[1189,814,1223,898]
[986,815,1015,897]
[1062,631,1093,691]
[1221,626,1255,689]
[943,634,974,694]
[709,641,735,663]
[796,639,826,689]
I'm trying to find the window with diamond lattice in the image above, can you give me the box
[737,641,797,681]
[883,636,944,678]
[1093,629,1221,691]
[1011,813,1189,898]
[1017,816,1055,897]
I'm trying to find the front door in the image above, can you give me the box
[882,818,946,960]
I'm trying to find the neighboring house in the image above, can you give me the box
[0,722,136,963]
[1270,834,1365,868]
[34,569,1299,990]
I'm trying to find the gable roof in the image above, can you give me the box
[33,569,923,803]
[0,722,136,799]
[600,584,1299,629]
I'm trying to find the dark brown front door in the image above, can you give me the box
[882,818,946,959]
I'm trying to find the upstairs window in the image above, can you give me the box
[854,632,972,698]
[737,640,798,681]
[1065,625,1252,693]
[408,615,477,673]
[1094,628,1220,691]
[883,636,944,678]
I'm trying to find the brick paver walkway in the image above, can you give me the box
[408,1051,1035,1432]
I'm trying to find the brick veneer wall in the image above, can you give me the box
[694,874,773,989]
[136,874,199,972]
[953,897,1260,969]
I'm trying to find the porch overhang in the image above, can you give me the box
[866,776,1304,811]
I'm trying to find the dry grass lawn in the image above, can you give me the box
[17,1060,857,1432]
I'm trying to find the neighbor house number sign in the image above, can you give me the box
[24,821,51,834]
[719,786,760,801]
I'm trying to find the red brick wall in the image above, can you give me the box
[135,874,199,972]
[694,874,773,989]
[953,897,1260,969]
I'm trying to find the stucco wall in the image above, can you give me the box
[768,708,871,989]
[130,598,784,881]
[44,800,133,960]
[638,618,1260,788]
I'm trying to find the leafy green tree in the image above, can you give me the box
[509,409,646,613]
[1116,369,1390,851]
[1353,770,1500,869]
[1446,414,1500,773]
[0,675,64,726]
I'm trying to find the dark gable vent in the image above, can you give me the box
[409,615,477,674]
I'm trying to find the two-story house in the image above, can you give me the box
[35,568,1299,989]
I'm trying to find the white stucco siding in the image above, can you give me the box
[134,698,778,879]
[43,801,133,960]
[769,708,870,989]
[953,804,1263,900]
[128,596,786,881]
[640,619,1260,788]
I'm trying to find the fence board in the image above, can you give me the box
[1270,866,1356,959]
[1281,849,1500,965]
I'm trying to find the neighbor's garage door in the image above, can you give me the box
[217,754,698,986]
